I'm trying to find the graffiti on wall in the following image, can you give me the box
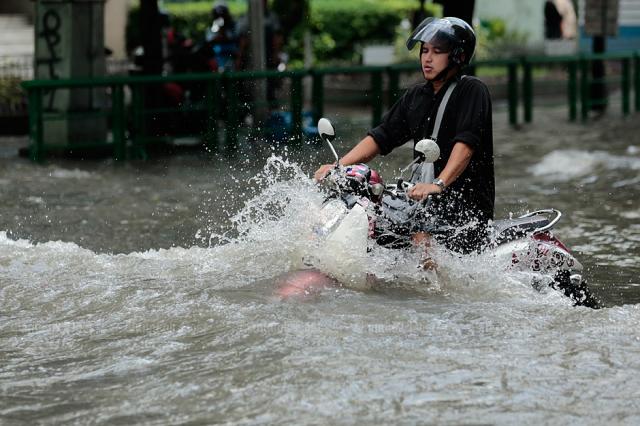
[36,8,62,111]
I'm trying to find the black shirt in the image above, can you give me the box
[368,75,495,228]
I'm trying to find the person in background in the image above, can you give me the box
[204,2,239,72]
[545,0,577,40]
[555,0,577,39]
[545,1,563,39]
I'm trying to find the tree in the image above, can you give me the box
[434,0,475,26]
[139,0,163,75]
[272,0,309,42]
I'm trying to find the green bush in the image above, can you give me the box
[309,0,414,64]
[0,77,25,113]
[475,18,530,60]
[127,0,439,66]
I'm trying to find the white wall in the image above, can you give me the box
[474,0,547,47]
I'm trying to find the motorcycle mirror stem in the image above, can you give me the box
[318,118,340,166]
[401,138,441,174]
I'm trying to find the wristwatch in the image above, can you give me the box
[432,178,446,192]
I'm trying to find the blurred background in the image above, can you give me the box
[1,0,637,158]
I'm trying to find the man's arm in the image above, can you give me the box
[314,135,380,181]
[339,135,381,165]
[407,141,473,200]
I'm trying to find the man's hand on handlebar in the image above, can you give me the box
[314,163,338,182]
[407,183,442,201]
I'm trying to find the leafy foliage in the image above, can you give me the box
[0,77,25,113]
[475,18,530,60]
[127,0,439,66]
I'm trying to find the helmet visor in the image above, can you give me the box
[406,18,459,51]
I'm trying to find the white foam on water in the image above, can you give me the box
[621,209,640,219]
[47,167,93,179]
[529,149,640,181]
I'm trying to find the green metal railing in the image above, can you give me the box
[21,51,640,162]
[519,51,638,123]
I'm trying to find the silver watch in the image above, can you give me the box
[432,178,446,191]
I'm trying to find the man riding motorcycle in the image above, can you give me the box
[315,17,494,254]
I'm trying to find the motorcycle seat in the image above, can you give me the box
[492,215,550,243]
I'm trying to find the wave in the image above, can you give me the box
[528,148,640,181]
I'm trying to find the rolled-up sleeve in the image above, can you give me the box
[367,91,413,156]
[453,80,492,151]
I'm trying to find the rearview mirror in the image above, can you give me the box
[414,139,440,163]
[318,117,339,163]
[318,118,335,143]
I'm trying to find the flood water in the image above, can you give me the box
[1,105,640,424]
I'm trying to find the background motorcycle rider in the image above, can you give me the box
[204,2,239,72]
[314,17,494,254]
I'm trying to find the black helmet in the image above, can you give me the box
[407,17,476,66]
[212,2,230,19]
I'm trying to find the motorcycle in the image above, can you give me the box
[277,118,600,308]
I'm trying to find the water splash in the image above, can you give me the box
[0,154,584,305]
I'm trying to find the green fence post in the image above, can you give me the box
[522,59,533,123]
[312,70,324,124]
[112,84,126,161]
[204,77,220,153]
[291,73,303,144]
[371,69,383,127]
[224,75,239,151]
[622,57,631,116]
[27,88,44,163]
[388,66,400,109]
[568,60,578,121]
[580,57,590,121]
[635,53,640,112]
[507,61,519,126]
[130,83,147,159]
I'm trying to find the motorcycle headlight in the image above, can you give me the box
[370,183,384,196]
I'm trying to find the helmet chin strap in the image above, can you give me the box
[431,63,454,82]
[428,62,460,83]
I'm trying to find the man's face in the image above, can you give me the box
[420,42,450,81]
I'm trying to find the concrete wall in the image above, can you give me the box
[1,0,132,60]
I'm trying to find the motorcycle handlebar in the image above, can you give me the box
[321,167,440,209]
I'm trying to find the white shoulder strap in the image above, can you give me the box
[430,81,457,140]
[411,80,460,184]
[415,81,458,184]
